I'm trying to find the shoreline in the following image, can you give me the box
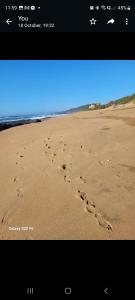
[0,113,69,132]
[0,117,51,132]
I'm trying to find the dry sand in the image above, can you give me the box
[0,104,135,240]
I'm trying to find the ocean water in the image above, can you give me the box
[0,113,67,123]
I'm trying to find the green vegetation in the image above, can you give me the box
[65,103,106,113]
[111,93,135,105]
[65,92,135,113]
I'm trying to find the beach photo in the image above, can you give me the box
[0,60,135,240]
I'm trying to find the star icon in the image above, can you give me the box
[89,18,97,25]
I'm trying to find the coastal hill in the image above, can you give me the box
[0,92,135,132]
[64,92,135,113]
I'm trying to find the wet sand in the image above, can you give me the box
[0,103,135,240]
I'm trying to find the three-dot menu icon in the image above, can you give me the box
[126,18,128,25]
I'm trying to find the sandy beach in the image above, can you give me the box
[0,103,135,240]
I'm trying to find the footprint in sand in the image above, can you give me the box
[16,162,24,170]
[1,214,10,225]
[79,176,86,183]
[61,164,67,170]
[63,143,67,150]
[77,190,113,231]
[85,201,96,214]
[98,159,113,168]
[52,153,57,162]
[16,187,24,200]
[78,190,87,201]
[16,153,24,169]
[57,164,66,173]
[58,164,71,183]
[95,213,113,231]
[98,160,114,173]
[77,191,95,213]
[64,175,71,183]
[44,143,51,150]
[13,177,19,183]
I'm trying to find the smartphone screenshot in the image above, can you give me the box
[0,1,135,299]
[0,1,135,32]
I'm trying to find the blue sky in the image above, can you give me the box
[0,60,135,116]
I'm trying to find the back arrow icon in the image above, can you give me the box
[6,19,12,25]
[104,287,110,295]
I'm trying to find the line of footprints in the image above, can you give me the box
[43,137,113,232]
[1,149,25,225]
[2,138,113,231]
[14,151,25,200]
